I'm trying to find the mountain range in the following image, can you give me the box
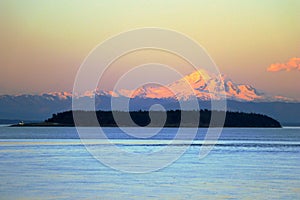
[1,70,299,124]
[95,70,294,102]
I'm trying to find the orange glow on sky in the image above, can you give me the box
[0,0,299,99]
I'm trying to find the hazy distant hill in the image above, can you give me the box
[0,119,20,124]
[1,93,300,124]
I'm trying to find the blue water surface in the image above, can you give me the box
[0,126,300,199]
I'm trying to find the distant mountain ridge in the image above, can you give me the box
[114,70,267,101]
[72,70,295,102]
[0,70,299,124]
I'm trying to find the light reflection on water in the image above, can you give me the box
[0,127,300,199]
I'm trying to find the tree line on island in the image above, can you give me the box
[40,110,281,127]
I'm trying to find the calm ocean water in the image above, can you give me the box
[0,126,300,199]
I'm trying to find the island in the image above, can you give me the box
[12,110,281,128]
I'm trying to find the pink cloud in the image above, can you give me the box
[267,57,300,72]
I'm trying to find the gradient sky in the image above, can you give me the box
[0,0,299,99]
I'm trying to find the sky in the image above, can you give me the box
[0,0,299,99]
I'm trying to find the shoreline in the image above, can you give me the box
[10,122,282,128]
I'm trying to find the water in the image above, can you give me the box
[0,126,300,199]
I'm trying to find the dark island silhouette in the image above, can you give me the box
[13,110,281,127]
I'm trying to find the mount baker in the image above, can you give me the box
[0,70,299,124]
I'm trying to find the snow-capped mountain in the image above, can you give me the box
[0,69,298,122]
[4,69,287,102]
[94,69,292,102]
